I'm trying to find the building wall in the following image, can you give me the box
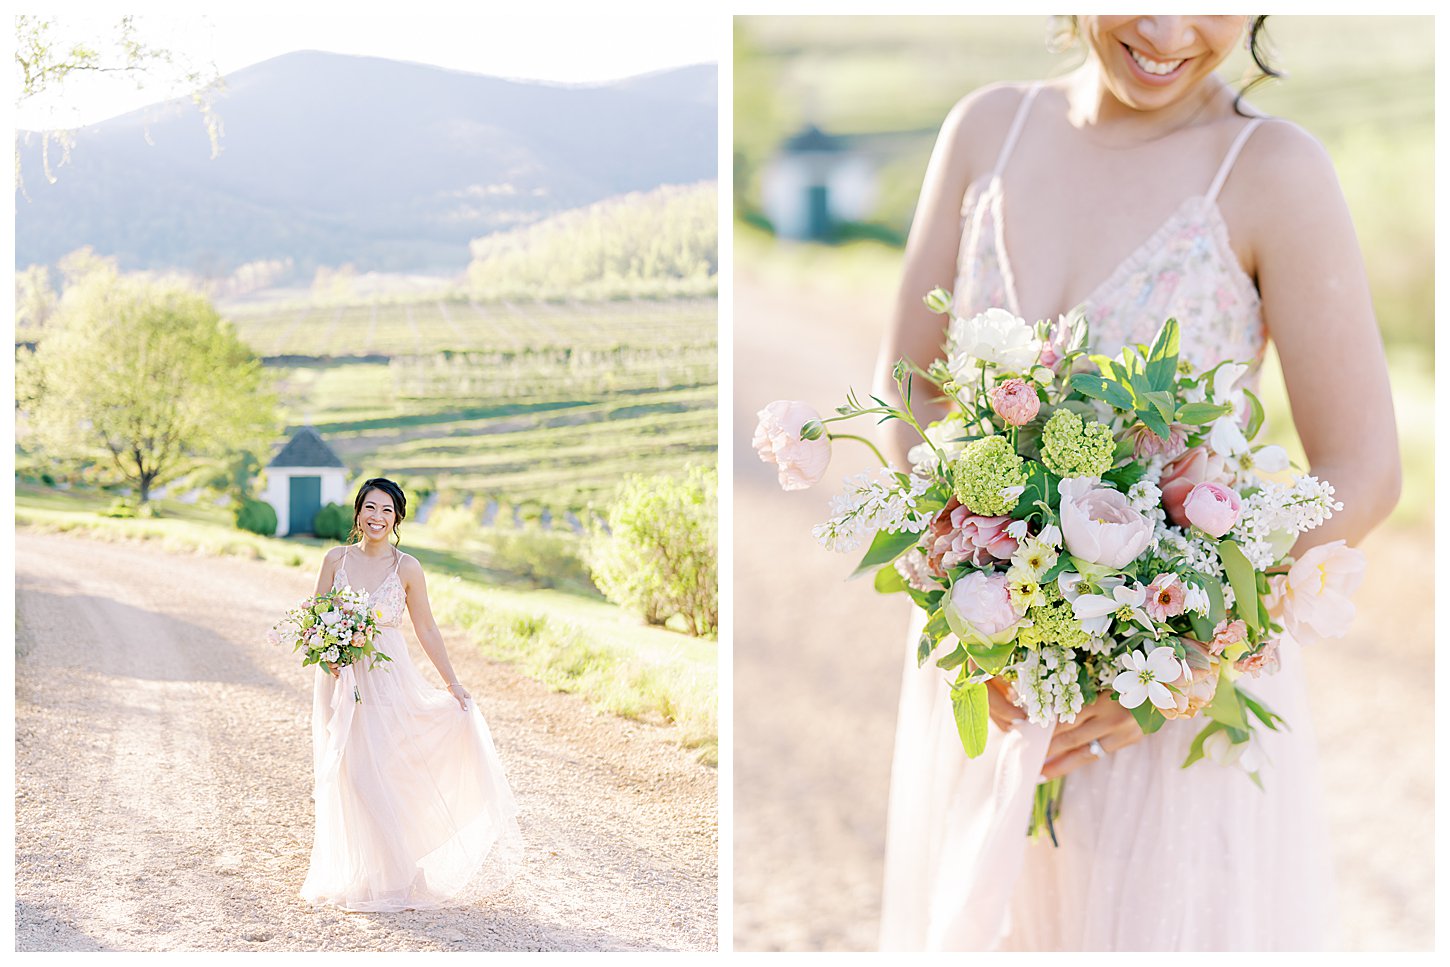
[261,467,348,536]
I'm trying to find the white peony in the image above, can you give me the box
[947,308,1042,375]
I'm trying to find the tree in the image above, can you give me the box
[15,14,223,188]
[588,465,718,637]
[17,260,279,503]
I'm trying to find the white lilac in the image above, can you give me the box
[1009,644,1085,726]
[1127,479,1163,514]
[1230,476,1343,569]
[813,468,935,553]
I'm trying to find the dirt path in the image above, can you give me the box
[732,270,1433,951]
[15,531,716,952]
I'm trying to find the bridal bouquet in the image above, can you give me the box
[269,587,393,702]
[754,290,1364,838]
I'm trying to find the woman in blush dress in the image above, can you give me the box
[301,477,522,912]
[874,16,1399,951]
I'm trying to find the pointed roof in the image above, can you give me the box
[269,426,345,469]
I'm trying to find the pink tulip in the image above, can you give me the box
[1160,446,1234,528]
[1267,540,1366,645]
[1183,482,1242,538]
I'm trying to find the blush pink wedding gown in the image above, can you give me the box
[301,546,523,911]
[878,84,1336,951]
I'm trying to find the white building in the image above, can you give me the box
[761,124,877,241]
[259,426,348,537]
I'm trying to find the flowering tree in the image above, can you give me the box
[16,260,277,503]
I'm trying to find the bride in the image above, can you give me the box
[875,16,1399,950]
[301,477,523,911]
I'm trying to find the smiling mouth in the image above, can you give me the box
[1124,42,1188,77]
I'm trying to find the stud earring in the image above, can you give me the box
[1045,15,1079,54]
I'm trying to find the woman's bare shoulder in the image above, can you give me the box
[321,545,349,566]
[396,551,424,577]
[938,81,1042,175]
[1236,116,1339,197]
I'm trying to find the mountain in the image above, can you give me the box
[15,51,717,276]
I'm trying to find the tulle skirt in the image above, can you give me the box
[879,609,1335,951]
[302,627,523,912]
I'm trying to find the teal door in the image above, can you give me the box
[289,476,322,535]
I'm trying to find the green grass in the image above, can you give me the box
[15,484,718,764]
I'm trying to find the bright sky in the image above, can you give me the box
[16,10,721,130]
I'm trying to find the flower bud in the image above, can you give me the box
[799,419,825,441]
[923,288,954,314]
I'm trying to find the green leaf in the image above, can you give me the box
[1205,674,1248,730]
[965,640,1016,675]
[1102,462,1146,492]
[1182,720,1227,768]
[936,643,969,670]
[950,676,991,758]
[1040,551,1072,584]
[1012,463,1054,520]
[1137,404,1171,439]
[1145,318,1181,389]
[1175,401,1232,426]
[1128,700,1167,734]
[1238,687,1287,732]
[1243,388,1266,440]
[916,633,934,668]
[850,527,921,579]
[874,563,908,594]
[1143,390,1177,426]
[1070,373,1136,410]
[1217,539,1260,633]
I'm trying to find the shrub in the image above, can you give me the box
[588,465,717,637]
[487,528,596,591]
[427,505,478,553]
[312,502,352,541]
[235,497,277,536]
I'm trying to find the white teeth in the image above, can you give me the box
[1130,48,1184,75]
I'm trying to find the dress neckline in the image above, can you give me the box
[977,176,1255,323]
[339,546,401,600]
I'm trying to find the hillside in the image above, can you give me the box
[15,52,716,276]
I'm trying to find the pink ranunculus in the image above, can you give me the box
[1160,446,1234,528]
[988,378,1040,426]
[753,400,832,491]
[947,570,1023,641]
[1268,540,1366,645]
[1209,618,1249,656]
[1128,421,1189,462]
[1161,637,1220,720]
[1143,573,1186,621]
[1236,638,1282,678]
[1183,481,1243,538]
[1058,477,1154,570]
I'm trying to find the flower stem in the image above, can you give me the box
[827,432,890,468]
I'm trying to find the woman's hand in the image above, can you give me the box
[986,676,1026,732]
[446,682,472,712]
[326,662,341,678]
[1040,691,1145,779]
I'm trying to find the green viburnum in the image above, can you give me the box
[950,435,1026,516]
[1016,583,1092,652]
[1040,408,1115,478]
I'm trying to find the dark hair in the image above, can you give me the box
[1234,16,1283,116]
[350,477,407,546]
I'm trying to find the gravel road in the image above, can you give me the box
[15,530,717,952]
[733,268,1433,951]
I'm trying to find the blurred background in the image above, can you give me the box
[733,15,1432,951]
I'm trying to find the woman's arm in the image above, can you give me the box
[314,546,344,596]
[1239,120,1402,547]
[874,85,1022,466]
[399,554,470,709]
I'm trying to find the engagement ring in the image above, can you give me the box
[1088,739,1105,759]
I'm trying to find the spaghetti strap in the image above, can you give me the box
[1205,117,1266,202]
[991,83,1043,179]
